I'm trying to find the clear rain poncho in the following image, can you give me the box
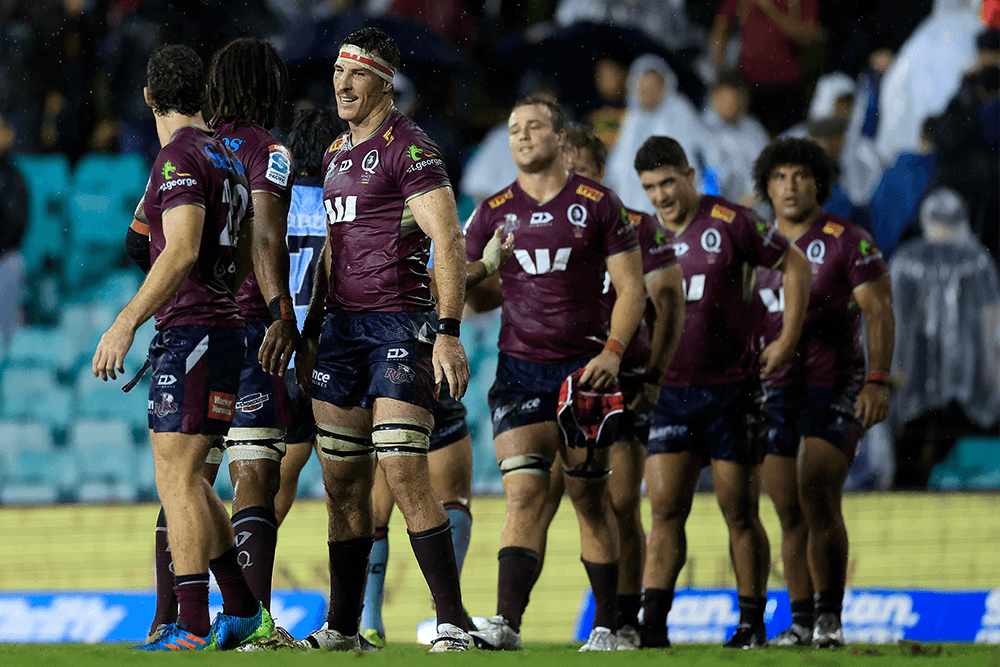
[889,188,1000,430]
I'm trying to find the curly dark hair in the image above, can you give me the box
[288,106,344,178]
[146,44,204,117]
[208,38,288,129]
[564,122,608,172]
[753,137,835,206]
[634,136,689,174]
[511,94,567,133]
[341,27,401,74]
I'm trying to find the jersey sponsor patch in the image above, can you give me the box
[627,212,643,227]
[328,136,347,153]
[576,184,604,202]
[383,126,395,145]
[488,188,513,209]
[266,144,292,187]
[208,391,237,421]
[710,204,736,223]
[822,221,846,237]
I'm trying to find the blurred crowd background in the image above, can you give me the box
[0,0,997,504]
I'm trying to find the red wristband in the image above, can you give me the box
[867,370,890,385]
[604,337,626,358]
[268,295,295,322]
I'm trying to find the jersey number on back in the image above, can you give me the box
[219,179,249,247]
[288,235,326,307]
[514,248,572,275]
[325,196,357,224]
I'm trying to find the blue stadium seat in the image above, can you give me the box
[134,433,157,501]
[70,418,138,502]
[0,366,60,419]
[928,436,1000,491]
[0,420,73,503]
[5,326,81,373]
[11,154,71,277]
[74,365,149,422]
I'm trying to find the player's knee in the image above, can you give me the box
[316,422,375,463]
[372,418,431,459]
[650,498,693,525]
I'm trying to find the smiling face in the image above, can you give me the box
[767,163,821,223]
[508,103,565,174]
[333,57,392,125]
[639,164,698,227]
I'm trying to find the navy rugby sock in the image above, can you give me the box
[791,598,814,628]
[738,595,767,627]
[327,536,375,635]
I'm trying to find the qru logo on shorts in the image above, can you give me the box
[154,393,179,418]
[384,364,415,385]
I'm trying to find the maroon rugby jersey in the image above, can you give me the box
[213,122,294,323]
[754,212,888,390]
[661,195,789,386]
[465,173,640,364]
[601,208,678,369]
[321,110,450,312]
[145,126,253,330]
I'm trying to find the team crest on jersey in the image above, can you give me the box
[488,189,513,209]
[627,212,643,227]
[806,239,826,264]
[385,364,415,385]
[328,136,347,153]
[710,204,736,223]
[567,204,587,228]
[822,221,845,238]
[701,228,722,255]
[265,144,291,188]
[362,149,379,173]
[504,213,520,231]
[576,184,604,202]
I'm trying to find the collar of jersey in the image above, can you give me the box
[346,107,396,150]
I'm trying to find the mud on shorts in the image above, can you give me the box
[431,380,469,452]
[762,385,863,462]
[487,352,588,438]
[148,325,244,436]
[310,310,436,411]
[646,381,764,465]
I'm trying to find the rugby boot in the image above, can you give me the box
[578,626,618,652]
[136,623,212,651]
[469,615,522,650]
[723,622,769,649]
[616,624,641,650]
[771,623,812,647]
[294,623,361,651]
[208,603,274,650]
[812,613,845,648]
[427,623,473,652]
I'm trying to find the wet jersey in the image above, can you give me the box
[662,195,789,386]
[321,110,450,312]
[601,208,678,368]
[754,212,888,390]
[213,122,294,323]
[465,173,640,364]
[145,125,252,330]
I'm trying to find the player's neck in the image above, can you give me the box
[516,164,570,205]
[349,99,394,146]
[155,111,209,148]
[776,206,822,241]
[657,194,702,234]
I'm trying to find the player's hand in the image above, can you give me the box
[759,336,796,375]
[627,381,660,413]
[92,319,136,381]
[295,337,318,393]
[259,320,299,377]
[855,382,891,429]
[433,334,470,400]
[481,226,516,277]
[579,350,621,391]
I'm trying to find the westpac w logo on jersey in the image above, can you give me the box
[514,247,572,275]
[325,196,357,224]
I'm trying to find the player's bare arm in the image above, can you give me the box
[251,191,299,377]
[466,225,514,289]
[631,262,685,412]
[93,203,205,381]
[296,235,330,392]
[853,275,894,429]
[409,185,471,399]
[760,244,810,375]
[581,248,645,390]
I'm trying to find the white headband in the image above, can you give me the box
[337,44,395,83]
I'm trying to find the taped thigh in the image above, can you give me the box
[316,422,375,462]
[372,418,431,459]
[204,436,225,465]
[224,427,287,463]
[498,453,553,477]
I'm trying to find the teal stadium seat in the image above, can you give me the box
[0,420,73,504]
[70,418,138,502]
[0,366,73,427]
[928,436,1000,490]
[74,365,149,424]
[5,326,81,373]
[134,432,157,501]
[11,154,71,277]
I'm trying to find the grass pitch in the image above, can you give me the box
[0,643,998,667]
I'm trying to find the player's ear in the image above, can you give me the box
[384,80,394,96]
[685,166,695,184]
[143,86,154,109]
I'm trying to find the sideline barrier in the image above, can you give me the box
[0,590,325,643]
[575,588,1000,644]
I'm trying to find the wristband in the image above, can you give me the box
[867,370,890,385]
[437,317,461,337]
[302,317,322,339]
[604,337,626,358]
[268,295,295,322]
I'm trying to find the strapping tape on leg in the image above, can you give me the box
[498,453,552,477]
[316,423,375,462]
[372,418,431,458]
[563,462,611,481]
[224,427,287,462]
[205,436,225,465]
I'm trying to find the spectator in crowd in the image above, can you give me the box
[0,113,27,344]
[587,56,630,148]
[889,188,1000,489]
[710,0,821,137]
[701,71,769,205]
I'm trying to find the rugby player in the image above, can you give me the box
[465,97,647,652]
[634,136,810,649]
[93,44,270,651]
[753,138,893,648]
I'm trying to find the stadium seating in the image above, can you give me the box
[5,326,81,374]
[74,365,150,426]
[70,418,138,502]
[11,153,71,278]
[0,366,73,426]
[0,420,73,504]
[928,436,1000,491]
